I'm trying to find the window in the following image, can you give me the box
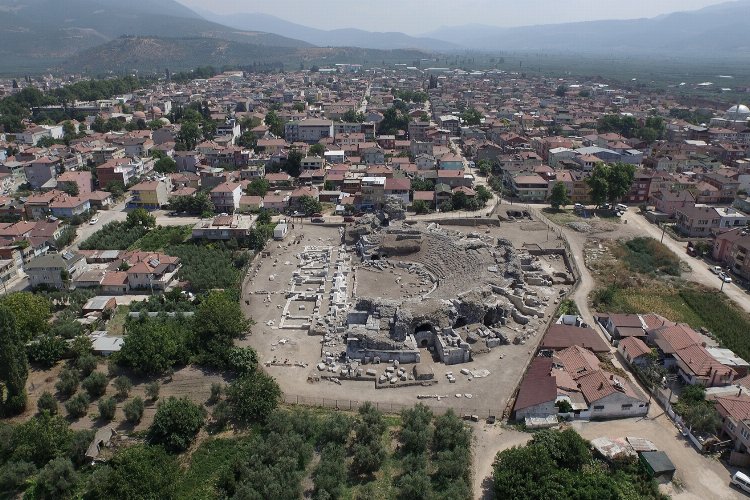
[621,404,633,410]
[593,405,604,411]
[741,427,750,440]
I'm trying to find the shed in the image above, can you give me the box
[85,426,116,462]
[639,451,676,480]
[82,296,117,314]
[90,332,124,355]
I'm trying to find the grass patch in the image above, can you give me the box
[130,225,193,251]
[613,237,681,276]
[165,243,243,293]
[177,436,252,500]
[106,305,130,336]
[542,208,581,225]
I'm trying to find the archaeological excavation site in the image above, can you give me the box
[242,212,576,414]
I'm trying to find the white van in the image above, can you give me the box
[731,471,750,493]
[616,204,628,212]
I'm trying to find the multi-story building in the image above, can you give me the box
[284,119,334,143]
[210,182,243,214]
[128,179,172,210]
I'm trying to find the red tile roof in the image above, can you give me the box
[541,324,610,353]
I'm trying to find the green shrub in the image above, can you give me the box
[124,397,145,424]
[145,381,160,401]
[98,396,117,421]
[113,375,132,399]
[148,397,205,453]
[37,391,58,415]
[81,372,108,398]
[65,393,90,419]
[76,354,98,376]
[55,368,79,399]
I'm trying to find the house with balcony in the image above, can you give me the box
[49,195,91,218]
[510,173,549,201]
[26,251,87,289]
[128,179,172,210]
[384,177,411,207]
[116,251,180,291]
[210,182,243,214]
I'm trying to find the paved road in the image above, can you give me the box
[623,208,750,314]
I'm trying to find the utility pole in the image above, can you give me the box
[660,223,666,243]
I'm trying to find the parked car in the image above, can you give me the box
[311,217,325,223]
[711,266,722,274]
[343,216,355,222]
[732,471,750,493]
[719,272,733,283]
[89,217,99,225]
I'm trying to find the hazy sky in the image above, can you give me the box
[179,0,729,34]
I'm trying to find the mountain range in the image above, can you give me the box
[0,0,748,75]
[197,11,462,52]
[423,0,750,57]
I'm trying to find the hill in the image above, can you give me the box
[61,37,430,74]
[61,36,300,74]
[424,0,750,58]
[199,11,461,52]
[0,0,310,73]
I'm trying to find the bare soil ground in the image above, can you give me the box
[241,220,570,418]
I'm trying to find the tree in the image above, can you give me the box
[76,354,98,377]
[226,372,281,425]
[412,200,430,214]
[309,143,325,156]
[208,383,223,405]
[264,110,284,137]
[586,164,611,207]
[85,444,180,500]
[145,381,160,401]
[225,346,259,376]
[0,292,52,340]
[0,304,28,415]
[313,444,347,500]
[246,178,270,197]
[82,372,108,398]
[153,155,177,174]
[33,457,78,500]
[281,150,303,177]
[555,84,568,97]
[113,376,132,399]
[98,396,117,421]
[55,368,79,399]
[256,209,272,226]
[460,107,482,125]
[116,317,190,375]
[342,109,366,123]
[60,181,79,196]
[549,182,570,210]
[176,121,201,150]
[104,180,125,198]
[148,397,205,452]
[606,162,636,204]
[27,334,66,367]
[65,393,90,419]
[37,391,58,415]
[126,208,156,229]
[298,195,322,216]
[193,292,250,367]
[124,397,145,424]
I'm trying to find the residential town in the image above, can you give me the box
[3,60,750,499]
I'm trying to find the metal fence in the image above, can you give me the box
[281,393,504,418]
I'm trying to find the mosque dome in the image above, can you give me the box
[726,104,750,116]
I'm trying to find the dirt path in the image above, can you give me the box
[471,424,531,500]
